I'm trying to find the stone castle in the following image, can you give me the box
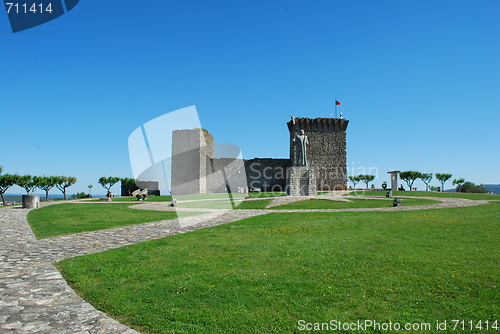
[169,116,349,195]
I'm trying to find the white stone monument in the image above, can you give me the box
[388,171,400,191]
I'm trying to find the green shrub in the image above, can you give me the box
[456,181,489,193]
[71,192,89,199]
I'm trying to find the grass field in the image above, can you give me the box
[271,198,440,209]
[106,196,173,202]
[166,197,439,210]
[248,191,287,198]
[56,199,500,334]
[25,196,445,238]
[27,203,203,239]
[177,199,273,210]
[348,190,500,201]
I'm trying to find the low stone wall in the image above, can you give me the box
[121,181,160,197]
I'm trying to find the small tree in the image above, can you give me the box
[358,174,376,189]
[400,171,422,191]
[99,176,122,197]
[36,176,58,201]
[16,175,38,194]
[435,173,452,192]
[88,184,93,197]
[0,173,19,206]
[419,173,433,191]
[348,175,361,188]
[453,178,465,188]
[55,176,77,200]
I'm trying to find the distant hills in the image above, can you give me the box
[484,184,500,194]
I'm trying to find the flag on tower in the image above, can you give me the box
[335,100,342,105]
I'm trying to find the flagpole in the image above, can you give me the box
[335,99,337,118]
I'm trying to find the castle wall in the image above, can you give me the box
[244,158,290,192]
[169,117,349,195]
[206,157,247,193]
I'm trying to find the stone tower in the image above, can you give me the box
[170,128,247,195]
[287,117,349,190]
[171,129,214,195]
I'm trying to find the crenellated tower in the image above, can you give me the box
[287,117,349,190]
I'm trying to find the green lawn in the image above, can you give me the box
[57,201,499,334]
[175,197,438,210]
[348,190,500,201]
[177,199,272,210]
[107,196,173,202]
[27,203,203,239]
[271,198,440,210]
[248,191,287,198]
[26,196,443,239]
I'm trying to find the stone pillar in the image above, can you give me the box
[22,195,40,209]
[388,171,400,191]
[286,167,316,196]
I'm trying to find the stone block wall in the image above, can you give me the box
[207,157,247,193]
[287,117,348,190]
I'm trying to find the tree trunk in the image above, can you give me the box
[1,193,5,206]
[63,189,67,200]
[45,190,49,201]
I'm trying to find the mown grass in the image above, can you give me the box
[57,201,499,334]
[271,198,440,210]
[177,199,272,210]
[248,192,287,198]
[107,196,173,202]
[27,197,443,239]
[108,193,283,202]
[27,203,203,239]
[348,190,500,201]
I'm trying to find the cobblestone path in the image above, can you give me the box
[0,196,488,333]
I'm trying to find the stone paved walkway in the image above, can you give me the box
[0,195,488,333]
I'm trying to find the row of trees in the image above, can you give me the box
[73,177,137,199]
[349,171,487,193]
[0,172,77,206]
[399,171,454,191]
[348,174,376,188]
[347,172,457,191]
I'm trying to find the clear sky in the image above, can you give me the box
[1,0,499,195]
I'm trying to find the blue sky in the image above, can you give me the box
[1,0,499,195]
